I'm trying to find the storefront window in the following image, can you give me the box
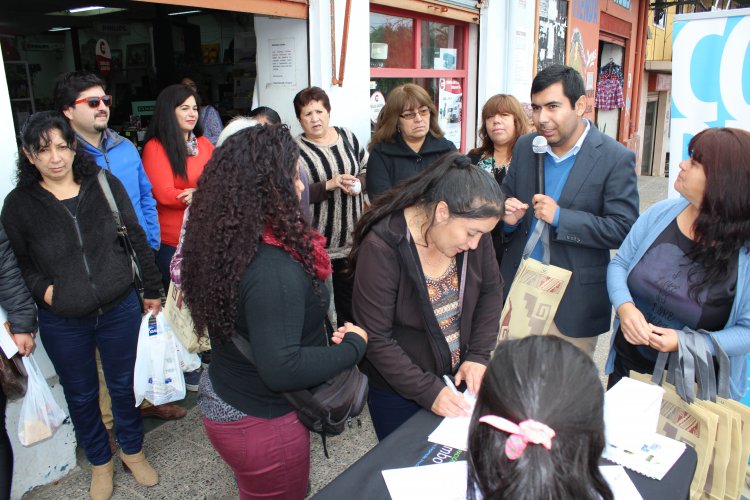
[370,13,414,69]
[369,7,468,150]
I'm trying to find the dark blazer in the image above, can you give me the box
[352,211,502,409]
[500,124,639,338]
[366,133,456,201]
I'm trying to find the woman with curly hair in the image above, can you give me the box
[180,124,368,499]
[142,83,214,292]
[468,335,612,500]
[1,111,162,499]
[606,127,750,399]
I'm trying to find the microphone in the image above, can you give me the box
[532,135,547,195]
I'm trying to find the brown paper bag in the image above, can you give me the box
[716,398,750,500]
[164,282,210,353]
[696,401,732,500]
[497,257,571,342]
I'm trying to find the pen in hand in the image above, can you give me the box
[442,375,461,396]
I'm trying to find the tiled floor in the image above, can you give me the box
[23,175,670,499]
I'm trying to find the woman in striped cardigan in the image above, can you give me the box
[293,87,367,326]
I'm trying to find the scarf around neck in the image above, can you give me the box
[261,225,332,281]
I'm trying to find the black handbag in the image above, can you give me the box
[0,323,28,401]
[96,170,145,307]
[231,322,368,458]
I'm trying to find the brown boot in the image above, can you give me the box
[120,450,158,486]
[140,403,187,420]
[90,459,114,500]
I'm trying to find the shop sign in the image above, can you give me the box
[94,23,130,35]
[370,91,385,125]
[24,42,65,51]
[95,39,112,76]
[438,78,462,149]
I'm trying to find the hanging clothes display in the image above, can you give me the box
[595,61,625,111]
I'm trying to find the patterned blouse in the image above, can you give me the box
[476,155,508,186]
[425,259,461,369]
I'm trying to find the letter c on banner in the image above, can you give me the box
[720,16,750,129]
[672,19,725,122]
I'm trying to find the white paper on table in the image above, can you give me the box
[0,306,18,358]
[427,391,477,451]
[602,432,686,480]
[604,377,664,449]
[599,465,643,500]
[382,461,468,500]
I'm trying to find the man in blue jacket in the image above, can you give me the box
[54,71,160,250]
[54,72,186,424]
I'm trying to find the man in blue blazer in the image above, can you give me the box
[501,64,639,354]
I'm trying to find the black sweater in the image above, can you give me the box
[1,170,162,318]
[366,133,456,201]
[208,244,367,419]
[0,223,37,334]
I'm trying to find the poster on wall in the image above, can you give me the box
[567,0,600,119]
[537,0,568,73]
[269,38,296,88]
[669,9,750,199]
[95,39,112,76]
[438,78,462,149]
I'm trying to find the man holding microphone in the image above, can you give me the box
[501,64,639,355]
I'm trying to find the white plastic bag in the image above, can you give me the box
[173,332,201,372]
[133,312,186,406]
[17,354,67,446]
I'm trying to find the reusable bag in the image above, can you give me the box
[172,329,201,372]
[164,282,210,353]
[133,312,186,406]
[497,221,571,342]
[17,354,66,446]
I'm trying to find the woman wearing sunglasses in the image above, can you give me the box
[142,84,214,293]
[367,84,456,201]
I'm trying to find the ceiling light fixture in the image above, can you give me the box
[48,27,72,31]
[68,6,105,13]
[168,10,202,16]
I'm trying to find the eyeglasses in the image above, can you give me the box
[73,95,113,108]
[400,108,430,120]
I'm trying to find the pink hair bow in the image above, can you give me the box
[479,415,556,460]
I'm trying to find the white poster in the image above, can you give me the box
[438,78,463,149]
[669,9,750,198]
[269,38,296,87]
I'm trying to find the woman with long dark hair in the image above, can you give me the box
[350,152,503,440]
[606,127,750,399]
[142,83,214,292]
[180,124,367,499]
[1,111,162,499]
[367,84,455,201]
[468,335,612,500]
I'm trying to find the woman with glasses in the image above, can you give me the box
[142,84,214,293]
[367,84,456,201]
[1,111,163,499]
[293,87,367,326]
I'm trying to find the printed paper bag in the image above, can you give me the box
[164,282,210,353]
[497,257,571,341]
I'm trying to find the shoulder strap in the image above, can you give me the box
[96,169,124,229]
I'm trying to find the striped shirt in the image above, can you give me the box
[296,128,368,260]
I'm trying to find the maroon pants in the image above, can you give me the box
[203,411,310,500]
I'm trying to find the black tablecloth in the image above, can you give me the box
[313,410,698,500]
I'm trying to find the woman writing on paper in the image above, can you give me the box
[606,127,750,400]
[1,111,162,499]
[350,152,503,440]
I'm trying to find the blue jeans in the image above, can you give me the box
[367,385,421,441]
[156,244,177,293]
[38,290,143,466]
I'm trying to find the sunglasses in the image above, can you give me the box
[73,95,113,108]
